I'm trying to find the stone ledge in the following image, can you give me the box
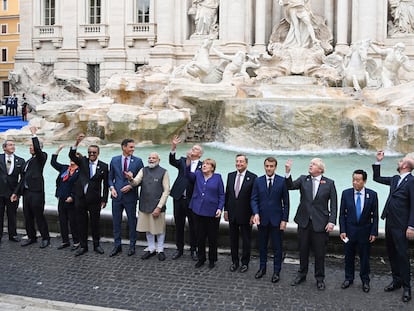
[11,207,412,257]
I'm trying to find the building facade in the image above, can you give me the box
[14,0,414,92]
[0,0,19,98]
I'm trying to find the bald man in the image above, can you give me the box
[373,151,414,303]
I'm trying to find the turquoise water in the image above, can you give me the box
[15,142,403,229]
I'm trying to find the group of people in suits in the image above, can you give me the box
[1,132,414,303]
[3,93,18,117]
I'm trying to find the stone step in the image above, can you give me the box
[0,116,28,132]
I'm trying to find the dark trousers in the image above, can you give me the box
[173,197,197,252]
[385,222,411,289]
[229,222,252,266]
[112,200,137,248]
[344,235,371,283]
[57,198,79,244]
[194,213,220,263]
[297,222,328,281]
[22,190,49,241]
[258,223,283,273]
[0,196,18,239]
[76,198,101,249]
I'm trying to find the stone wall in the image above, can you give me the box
[10,207,412,258]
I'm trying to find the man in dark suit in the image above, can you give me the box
[224,154,257,273]
[169,136,202,261]
[373,151,414,303]
[251,157,289,283]
[108,138,144,257]
[285,158,337,290]
[11,126,50,248]
[339,169,378,293]
[11,94,18,116]
[0,139,25,242]
[69,133,109,256]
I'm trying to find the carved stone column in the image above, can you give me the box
[154,0,175,47]
[149,0,176,65]
[336,0,349,53]
[220,0,247,47]
[254,0,267,52]
[351,0,378,42]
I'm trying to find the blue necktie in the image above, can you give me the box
[356,192,362,221]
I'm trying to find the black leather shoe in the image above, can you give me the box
[208,261,215,269]
[75,247,88,256]
[191,250,198,261]
[362,282,370,293]
[94,245,104,254]
[109,246,122,257]
[158,252,166,261]
[141,251,156,260]
[317,281,326,291]
[402,289,412,302]
[341,280,353,289]
[127,248,135,256]
[57,242,70,250]
[9,236,20,242]
[271,273,280,283]
[384,281,402,292]
[172,250,183,260]
[240,265,248,273]
[39,239,50,249]
[255,268,266,279]
[229,263,239,272]
[21,238,37,247]
[195,260,205,268]
[291,276,306,286]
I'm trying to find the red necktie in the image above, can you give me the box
[123,157,128,172]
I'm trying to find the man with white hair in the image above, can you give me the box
[285,158,337,290]
[127,152,170,261]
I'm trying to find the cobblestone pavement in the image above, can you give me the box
[0,235,412,311]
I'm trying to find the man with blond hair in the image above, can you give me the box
[373,151,414,303]
[285,158,337,290]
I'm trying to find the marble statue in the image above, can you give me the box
[189,0,219,38]
[278,0,319,49]
[185,38,214,81]
[212,48,260,82]
[259,0,332,81]
[388,0,414,35]
[342,39,377,91]
[173,38,223,84]
[370,42,414,88]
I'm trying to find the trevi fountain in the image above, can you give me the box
[3,0,414,155]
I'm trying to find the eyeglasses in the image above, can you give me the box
[88,151,97,155]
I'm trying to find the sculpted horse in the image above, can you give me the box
[343,39,377,91]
